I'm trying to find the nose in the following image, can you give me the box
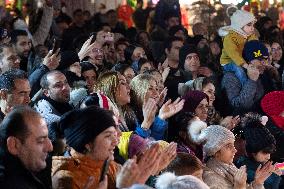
[45,138,53,152]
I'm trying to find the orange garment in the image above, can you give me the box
[52,149,121,189]
[118,5,134,28]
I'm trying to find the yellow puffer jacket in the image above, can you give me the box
[220,30,258,66]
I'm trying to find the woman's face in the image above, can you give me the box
[202,83,215,106]
[210,42,221,56]
[87,126,118,161]
[115,74,130,106]
[184,53,200,72]
[271,42,283,62]
[152,72,164,93]
[123,67,135,84]
[140,62,152,74]
[214,142,237,164]
[194,98,208,121]
[144,79,159,102]
[132,47,146,61]
[82,69,96,93]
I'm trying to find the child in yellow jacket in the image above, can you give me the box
[219,8,258,86]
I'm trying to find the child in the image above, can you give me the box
[236,113,282,189]
[219,8,257,86]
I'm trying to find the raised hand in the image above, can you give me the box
[116,157,141,188]
[157,87,167,107]
[154,142,177,174]
[137,143,161,182]
[141,97,158,130]
[247,64,260,81]
[234,165,247,189]
[198,67,213,77]
[78,35,97,61]
[158,98,185,120]
[43,49,60,70]
[220,115,240,130]
[253,161,274,185]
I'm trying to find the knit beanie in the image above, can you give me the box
[182,90,208,114]
[261,91,284,130]
[58,51,80,71]
[198,125,235,156]
[242,40,269,63]
[155,172,210,189]
[242,113,276,153]
[179,44,198,69]
[218,9,255,37]
[59,106,115,153]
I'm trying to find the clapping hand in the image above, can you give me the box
[159,98,185,120]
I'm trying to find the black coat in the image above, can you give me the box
[0,153,47,189]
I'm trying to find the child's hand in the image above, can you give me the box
[242,63,249,69]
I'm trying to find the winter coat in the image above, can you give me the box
[203,158,264,189]
[222,72,264,115]
[236,156,281,189]
[52,149,120,189]
[220,31,257,66]
[0,153,47,189]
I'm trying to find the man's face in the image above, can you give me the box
[250,59,266,74]
[45,73,70,103]
[167,17,180,29]
[4,79,31,114]
[0,47,20,73]
[16,115,53,172]
[166,40,183,62]
[14,35,31,58]
[116,44,127,61]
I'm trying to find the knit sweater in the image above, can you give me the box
[220,31,257,66]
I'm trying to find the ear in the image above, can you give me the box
[7,136,21,156]
[165,48,169,56]
[0,89,8,100]
[42,89,49,97]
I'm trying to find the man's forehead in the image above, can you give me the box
[16,35,29,42]
[47,72,66,83]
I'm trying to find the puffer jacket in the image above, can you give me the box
[52,149,120,189]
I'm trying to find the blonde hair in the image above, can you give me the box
[130,74,156,109]
[94,71,120,104]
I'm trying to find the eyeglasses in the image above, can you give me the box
[92,48,103,53]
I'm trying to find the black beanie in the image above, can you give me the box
[243,115,276,154]
[179,44,198,69]
[58,50,80,71]
[59,106,115,153]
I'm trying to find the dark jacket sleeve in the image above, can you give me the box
[29,64,49,98]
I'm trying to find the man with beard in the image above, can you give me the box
[10,30,31,72]
[33,70,73,127]
[0,43,21,74]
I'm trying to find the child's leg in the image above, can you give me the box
[223,63,247,86]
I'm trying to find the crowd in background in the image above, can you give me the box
[0,0,284,188]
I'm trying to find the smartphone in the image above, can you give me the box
[275,162,284,175]
[105,32,114,42]
[99,158,110,182]
[52,39,61,54]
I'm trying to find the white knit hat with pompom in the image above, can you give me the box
[155,172,210,189]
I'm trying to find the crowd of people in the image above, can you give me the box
[0,0,284,188]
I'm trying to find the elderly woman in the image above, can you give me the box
[127,74,184,140]
[52,106,120,189]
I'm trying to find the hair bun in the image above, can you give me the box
[226,5,238,17]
